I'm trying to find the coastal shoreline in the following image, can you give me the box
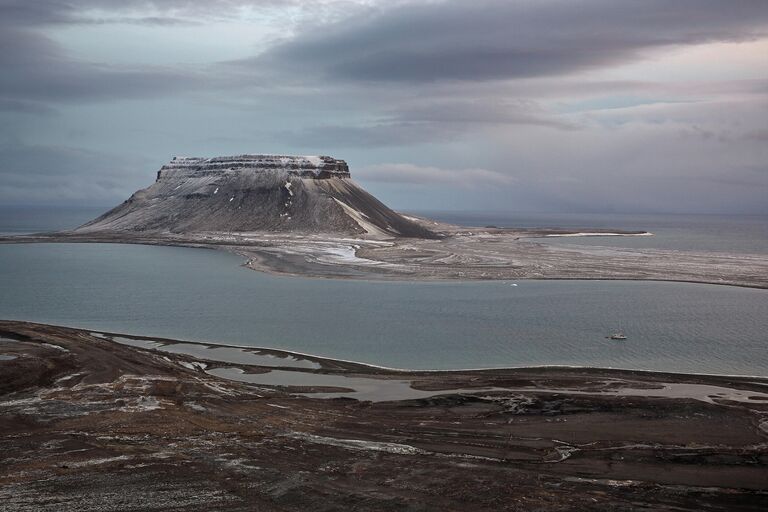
[2,223,768,289]
[86,325,768,379]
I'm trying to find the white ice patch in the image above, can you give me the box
[178,361,207,371]
[229,197,234,202]
[203,381,243,397]
[0,397,43,407]
[120,395,163,412]
[548,442,580,463]
[315,245,387,267]
[284,181,293,196]
[287,432,426,455]
[54,372,84,385]
[41,343,69,352]
[68,456,133,468]
[213,187,219,194]
[186,402,207,412]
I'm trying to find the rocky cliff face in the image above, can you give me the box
[77,154,436,238]
[157,155,351,180]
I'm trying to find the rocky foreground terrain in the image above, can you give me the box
[1,321,767,511]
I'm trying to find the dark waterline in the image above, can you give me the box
[1,243,766,375]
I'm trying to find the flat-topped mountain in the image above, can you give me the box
[77,154,436,238]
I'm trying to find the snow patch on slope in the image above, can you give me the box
[332,198,391,238]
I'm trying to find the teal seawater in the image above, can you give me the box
[413,211,768,255]
[1,243,766,374]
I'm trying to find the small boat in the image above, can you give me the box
[608,330,627,340]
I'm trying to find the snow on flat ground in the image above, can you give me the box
[315,245,386,266]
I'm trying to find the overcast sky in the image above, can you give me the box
[1,0,767,213]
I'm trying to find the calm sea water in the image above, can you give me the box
[1,243,766,375]
[0,206,107,236]
[412,211,768,255]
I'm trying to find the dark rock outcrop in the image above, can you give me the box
[157,155,351,180]
[77,154,436,238]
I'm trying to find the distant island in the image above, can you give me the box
[2,153,766,288]
[78,154,435,239]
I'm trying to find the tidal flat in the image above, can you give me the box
[4,211,768,289]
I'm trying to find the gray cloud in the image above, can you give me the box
[273,122,464,148]
[273,99,574,148]
[0,1,200,27]
[250,0,768,83]
[0,28,205,102]
[746,129,768,142]
[388,99,577,130]
[0,2,208,104]
[0,98,58,115]
[0,142,151,204]
[0,0,368,27]
[0,0,369,104]
[1,0,766,214]
[0,1,231,26]
[357,163,515,187]
[77,16,203,27]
